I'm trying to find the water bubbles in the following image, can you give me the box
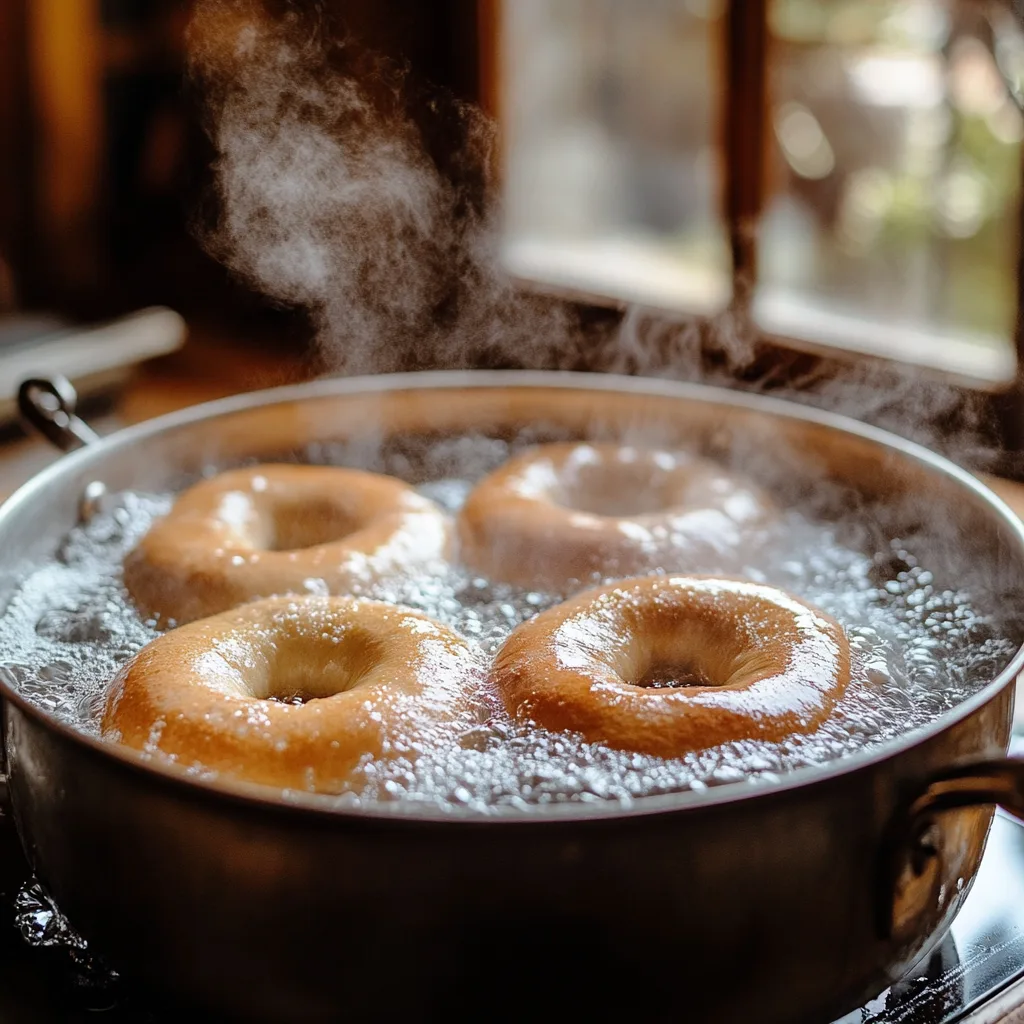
[38,660,73,682]
[0,662,27,688]
[0,440,1014,815]
[416,478,474,513]
[36,606,114,644]
[867,548,916,589]
[77,480,108,523]
[458,724,503,752]
[865,664,891,687]
[0,493,162,731]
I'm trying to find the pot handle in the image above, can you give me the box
[18,376,101,452]
[881,755,1024,941]
[903,757,1024,822]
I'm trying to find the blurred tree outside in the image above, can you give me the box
[764,0,1022,350]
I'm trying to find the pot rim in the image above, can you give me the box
[2,368,1022,825]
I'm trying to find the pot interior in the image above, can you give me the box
[1,371,1022,813]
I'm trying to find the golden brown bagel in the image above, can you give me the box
[125,464,451,623]
[491,575,850,757]
[457,443,774,591]
[102,595,481,792]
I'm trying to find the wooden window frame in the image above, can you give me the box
[477,0,1024,473]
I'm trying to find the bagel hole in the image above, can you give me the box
[268,691,317,706]
[260,631,384,702]
[265,500,361,551]
[636,661,718,689]
[556,463,679,517]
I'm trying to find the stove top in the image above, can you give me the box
[835,810,1024,1024]
[2,800,1024,1022]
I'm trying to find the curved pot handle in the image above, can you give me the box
[881,755,1024,941]
[904,757,1024,822]
[18,376,101,452]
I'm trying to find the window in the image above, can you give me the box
[494,0,1023,389]
[499,0,731,315]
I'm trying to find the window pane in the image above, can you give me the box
[499,0,731,315]
[757,0,1021,384]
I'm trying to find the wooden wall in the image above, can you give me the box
[0,0,486,318]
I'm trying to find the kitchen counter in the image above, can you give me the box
[0,323,310,498]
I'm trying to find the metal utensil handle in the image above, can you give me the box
[18,376,102,452]
[881,755,1024,940]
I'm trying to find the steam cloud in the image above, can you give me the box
[189,0,576,376]
[189,0,1004,469]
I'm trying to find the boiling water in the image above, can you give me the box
[0,435,1016,815]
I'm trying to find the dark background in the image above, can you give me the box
[0,0,485,345]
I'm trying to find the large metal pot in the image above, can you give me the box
[3,370,1024,1024]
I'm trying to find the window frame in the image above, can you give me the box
[476,0,1024,471]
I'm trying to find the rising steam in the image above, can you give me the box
[188,0,1003,468]
[189,0,576,376]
